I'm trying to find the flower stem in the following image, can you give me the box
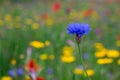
[77,44,90,80]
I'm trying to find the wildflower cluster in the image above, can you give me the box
[94,43,120,65]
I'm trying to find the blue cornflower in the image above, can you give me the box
[16,68,24,76]
[8,70,15,77]
[46,68,53,75]
[67,22,91,43]
[67,23,91,37]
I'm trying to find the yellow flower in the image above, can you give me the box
[95,49,107,58]
[5,14,12,22]
[116,40,120,47]
[45,40,51,46]
[49,54,55,60]
[25,75,31,80]
[74,68,83,75]
[107,50,119,58]
[97,58,113,64]
[86,69,95,76]
[30,41,44,48]
[39,53,48,60]
[117,59,120,65]
[25,19,32,25]
[1,76,12,80]
[14,23,20,28]
[63,46,74,52]
[61,56,75,63]
[94,43,104,51]
[0,20,4,26]
[62,46,74,56]
[11,59,16,65]
[46,18,53,26]
[32,23,39,29]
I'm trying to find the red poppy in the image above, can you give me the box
[83,9,93,17]
[28,60,35,70]
[51,2,61,12]
[28,60,35,69]
[36,77,44,80]
[26,59,40,72]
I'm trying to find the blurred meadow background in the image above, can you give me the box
[0,0,120,80]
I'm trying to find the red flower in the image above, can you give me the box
[36,77,44,80]
[51,2,61,12]
[28,60,35,69]
[26,59,40,72]
[83,9,93,17]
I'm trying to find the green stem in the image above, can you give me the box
[77,44,90,80]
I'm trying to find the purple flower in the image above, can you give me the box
[8,70,15,77]
[83,53,89,60]
[27,47,32,55]
[16,68,24,76]
[67,23,91,37]
[46,68,53,75]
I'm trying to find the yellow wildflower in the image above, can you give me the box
[86,69,95,76]
[63,50,72,56]
[107,50,119,58]
[30,41,44,48]
[95,49,107,58]
[49,54,55,60]
[39,53,48,60]
[11,59,16,65]
[25,75,31,80]
[116,40,120,47]
[1,76,12,80]
[32,23,39,29]
[0,20,4,26]
[94,43,104,51]
[25,19,32,25]
[5,14,12,22]
[97,58,113,64]
[46,18,53,26]
[117,59,120,65]
[45,40,51,46]
[62,46,74,56]
[61,56,75,63]
[63,46,74,52]
[14,23,20,28]
[74,68,83,75]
